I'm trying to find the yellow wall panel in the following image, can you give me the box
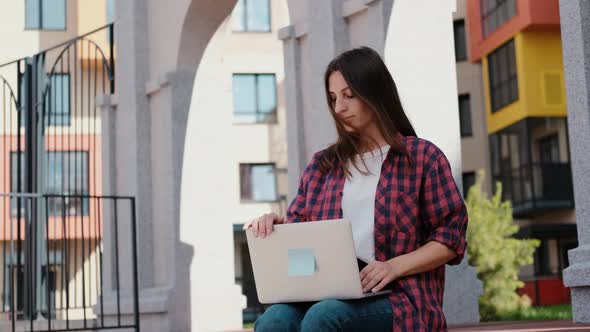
[485,31,567,134]
[520,30,567,117]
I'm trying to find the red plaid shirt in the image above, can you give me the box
[286,135,468,332]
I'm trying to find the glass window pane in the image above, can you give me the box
[10,153,24,192]
[462,172,476,197]
[498,49,508,83]
[508,42,517,76]
[25,0,40,29]
[251,165,277,201]
[481,0,515,36]
[492,90,499,111]
[509,78,518,101]
[106,0,115,23]
[454,20,467,61]
[240,164,253,200]
[48,74,70,125]
[489,40,517,112]
[459,95,472,137]
[231,0,246,31]
[256,74,276,114]
[42,0,66,30]
[246,0,270,31]
[233,74,256,115]
[47,152,89,216]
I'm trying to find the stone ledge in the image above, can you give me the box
[564,261,590,288]
[96,94,118,108]
[93,286,172,316]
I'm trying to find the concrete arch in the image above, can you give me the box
[178,0,290,330]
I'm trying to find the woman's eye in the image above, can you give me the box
[345,95,354,99]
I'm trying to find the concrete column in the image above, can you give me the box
[95,0,172,331]
[282,0,350,200]
[560,0,590,323]
[96,93,117,293]
[279,27,306,199]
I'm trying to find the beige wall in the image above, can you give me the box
[218,0,290,223]
[454,0,492,196]
[183,0,290,286]
[0,0,109,136]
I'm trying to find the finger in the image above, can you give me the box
[362,274,382,293]
[361,268,382,289]
[265,217,273,236]
[252,218,260,237]
[363,269,387,291]
[259,215,270,238]
[372,275,392,293]
[243,219,253,231]
[359,263,376,280]
[361,262,381,284]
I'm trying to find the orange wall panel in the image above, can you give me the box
[468,0,561,62]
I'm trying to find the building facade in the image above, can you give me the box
[0,0,114,324]
[454,0,492,199]
[464,0,576,305]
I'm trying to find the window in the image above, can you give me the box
[462,171,476,198]
[458,94,473,137]
[106,0,115,23]
[232,74,277,124]
[25,0,66,30]
[231,0,271,32]
[10,151,89,216]
[535,240,553,276]
[453,20,467,62]
[538,134,560,163]
[9,152,25,217]
[45,74,71,126]
[480,0,516,37]
[240,163,277,202]
[488,40,518,112]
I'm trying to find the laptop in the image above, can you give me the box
[245,218,392,304]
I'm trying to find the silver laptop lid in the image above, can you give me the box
[246,219,364,303]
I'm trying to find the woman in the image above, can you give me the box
[244,46,468,332]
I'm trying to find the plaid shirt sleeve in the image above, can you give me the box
[286,153,318,223]
[421,150,468,265]
[286,174,308,223]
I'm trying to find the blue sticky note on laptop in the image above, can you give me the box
[288,248,315,276]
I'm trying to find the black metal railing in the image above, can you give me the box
[0,24,138,332]
[493,162,574,216]
[0,193,139,332]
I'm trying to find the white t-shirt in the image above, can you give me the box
[342,144,391,263]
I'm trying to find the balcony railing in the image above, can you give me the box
[0,193,139,332]
[493,162,574,216]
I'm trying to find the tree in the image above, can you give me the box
[465,170,540,320]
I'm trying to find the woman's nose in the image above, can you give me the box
[334,100,347,114]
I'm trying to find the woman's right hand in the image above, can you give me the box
[243,213,285,238]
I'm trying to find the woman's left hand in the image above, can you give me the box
[360,260,401,293]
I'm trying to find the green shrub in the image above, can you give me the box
[465,170,540,320]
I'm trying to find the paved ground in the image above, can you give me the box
[234,320,590,332]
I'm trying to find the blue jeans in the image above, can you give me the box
[254,296,393,332]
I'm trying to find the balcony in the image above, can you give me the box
[493,162,574,217]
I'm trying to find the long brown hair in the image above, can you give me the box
[320,46,417,176]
